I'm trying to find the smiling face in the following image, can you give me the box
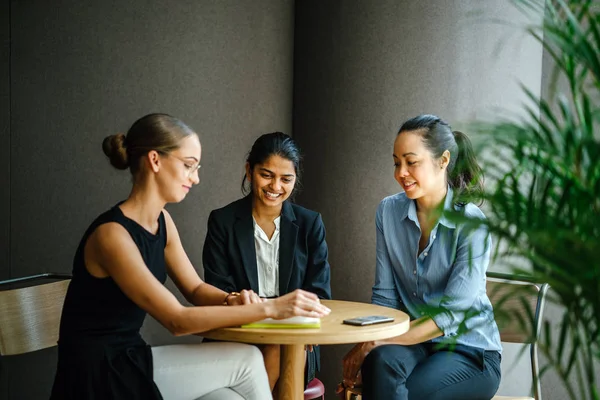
[393,130,449,202]
[156,134,202,203]
[247,154,296,212]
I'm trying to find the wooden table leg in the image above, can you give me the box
[278,344,305,400]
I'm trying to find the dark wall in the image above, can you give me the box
[0,0,10,400]
[3,1,293,398]
[10,0,293,279]
[0,0,9,283]
[0,0,9,396]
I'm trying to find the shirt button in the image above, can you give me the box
[413,292,417,297]
[413,270,417,275]
[423,252,428,257]
[268,266,273,272]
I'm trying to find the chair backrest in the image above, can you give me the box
[486,272,549,400]
[0,276,70,356]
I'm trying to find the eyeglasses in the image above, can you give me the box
[165,154,201,178]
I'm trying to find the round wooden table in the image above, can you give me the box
[202,300,410,400]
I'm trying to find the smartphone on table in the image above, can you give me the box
[342,315,394,326]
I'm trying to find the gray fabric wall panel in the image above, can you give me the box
[7,0,293,398]
[293,1,544,398]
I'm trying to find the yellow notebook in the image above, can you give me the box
[242,316,321,329]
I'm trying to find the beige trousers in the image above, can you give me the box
[152,342,272,400]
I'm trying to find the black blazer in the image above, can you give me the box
[203,195,331,300]
[202,195,332,385]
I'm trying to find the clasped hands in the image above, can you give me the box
[225,288,326,352]
[341,341,378,388]
[225,289,330,318]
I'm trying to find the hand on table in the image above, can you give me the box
[342,342,376,387]
[266,289,330,319]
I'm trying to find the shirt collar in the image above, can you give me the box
[252,215,281,231]
[273,216,281,230]
[403,186,456,229]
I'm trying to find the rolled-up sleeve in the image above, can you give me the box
[430,223,491,336]
[372,203,403,310]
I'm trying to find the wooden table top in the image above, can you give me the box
[202,299,410,345]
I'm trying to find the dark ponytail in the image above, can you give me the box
[398,114,483,206]
[449,130,483,206]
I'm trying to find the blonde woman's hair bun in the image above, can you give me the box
[105,114,196,175]
[102,133,129,170]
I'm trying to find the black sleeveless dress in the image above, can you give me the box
[50,204,167,400]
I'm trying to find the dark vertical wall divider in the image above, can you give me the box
[0,0,9,395]
[1,0,9,283]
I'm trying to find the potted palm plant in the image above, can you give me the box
[463,0,600,399]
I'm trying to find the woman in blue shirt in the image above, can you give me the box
[342,114,502,400]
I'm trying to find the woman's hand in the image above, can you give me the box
[266,289,330,319]
[342,342,377,387]
[227,289,262,305]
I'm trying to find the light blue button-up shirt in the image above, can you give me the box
[372,188,502,352]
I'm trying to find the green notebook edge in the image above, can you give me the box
[241,322,321,329]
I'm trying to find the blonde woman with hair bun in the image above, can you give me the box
[50,113,330,400]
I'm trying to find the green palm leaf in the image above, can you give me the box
[456,1,600,398]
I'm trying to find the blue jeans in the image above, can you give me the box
[361,343,501,400]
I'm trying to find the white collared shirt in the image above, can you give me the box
[253,216,280,297]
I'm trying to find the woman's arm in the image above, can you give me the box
[342,317,442,384]
[88,222,327,336]
[376,317,442,346]
[427,222,492,338]
[301,213,332,299]
[369,220,492,345]
[342,219,491,383]
[166,209,261,306]
[163,209,235,306]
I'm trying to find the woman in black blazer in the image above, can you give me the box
[202,132,332,391]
